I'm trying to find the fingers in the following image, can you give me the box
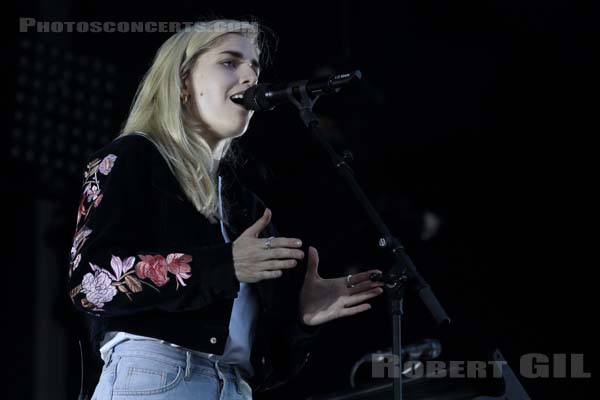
[243,208,272,238]
[258,270,283,280]
[347,269,382,286]
[258,247,305,261]
[344,287,384,308]
[261,259,298,270]
[269,237,303,249]
[233,224,306,283]
[347,279,384,295]
[306,246,320,278]
[338,303,372,318]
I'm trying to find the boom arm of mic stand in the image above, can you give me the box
[294,107,450,325]
[285,77,450,400]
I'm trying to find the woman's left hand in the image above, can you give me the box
[299,247,385,326]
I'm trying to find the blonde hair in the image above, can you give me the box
[120,19,267,220]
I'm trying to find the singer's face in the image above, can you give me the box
[187,34,260,151]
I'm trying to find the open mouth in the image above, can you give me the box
[229,92,245,105]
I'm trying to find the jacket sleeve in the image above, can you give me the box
[67,139,239,317]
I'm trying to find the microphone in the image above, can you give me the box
[230,70,362,111]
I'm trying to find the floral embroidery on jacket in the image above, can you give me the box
[135,254,170,287]
[75,253,193,311]
[68,150,194,312]
[69,154,117,277]
[166,253,193,288]
[81,268,117,309]
[134,253,193,289]
[98,154,117,175]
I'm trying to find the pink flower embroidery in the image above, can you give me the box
[166,253,193,288]
[99,154,117,175]
[135,255,170,287]
[81,268,117,309]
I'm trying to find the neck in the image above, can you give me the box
[201,133,226,159]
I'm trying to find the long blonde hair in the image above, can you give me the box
[121,19,266,220]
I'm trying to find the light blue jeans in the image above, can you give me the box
[91,340,252,399]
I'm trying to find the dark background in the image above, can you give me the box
[5,0,595,398]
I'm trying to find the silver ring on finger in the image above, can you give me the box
[264,236,275,250]
[346,274,355,288]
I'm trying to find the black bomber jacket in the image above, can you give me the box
[67,133,317,391]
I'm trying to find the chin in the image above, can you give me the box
[216,117,251,139]
[233,123,251,137]
[219,127,247,140]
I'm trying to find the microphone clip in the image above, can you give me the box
[370,272,409,289]
[285,80,321,127]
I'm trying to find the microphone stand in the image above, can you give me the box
[284,74,451,400]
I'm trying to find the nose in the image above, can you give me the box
[239,62,258,85]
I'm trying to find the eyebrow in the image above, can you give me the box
[218,50,260,72]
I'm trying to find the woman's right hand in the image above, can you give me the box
[232,209,304,283]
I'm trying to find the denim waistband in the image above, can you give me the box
[106,338,250,383]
